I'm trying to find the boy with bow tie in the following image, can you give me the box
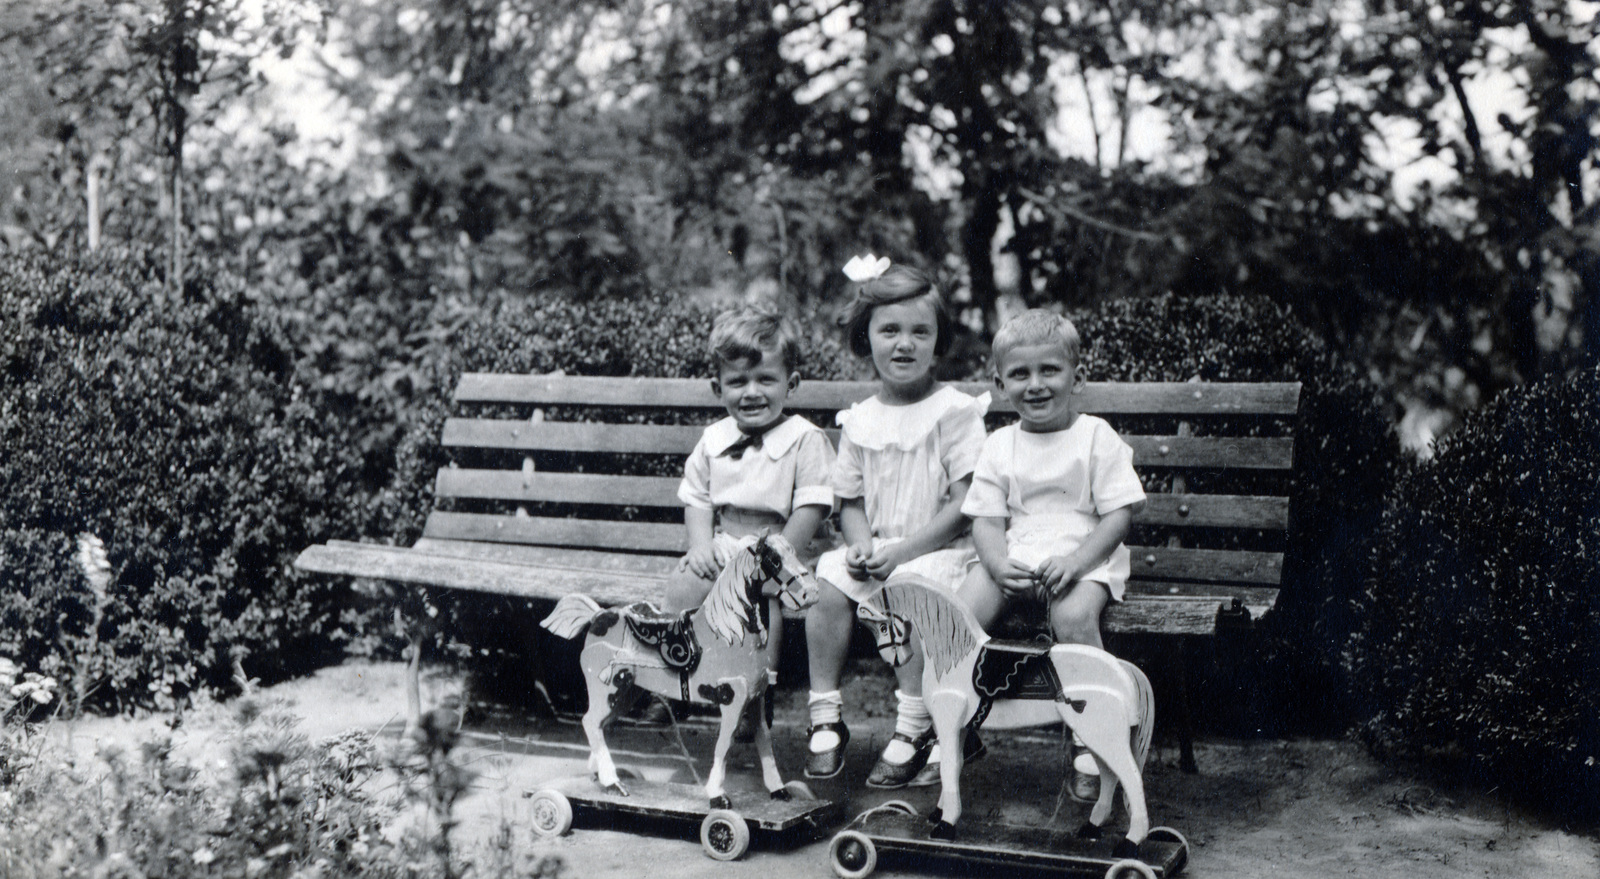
[663,308,836,699]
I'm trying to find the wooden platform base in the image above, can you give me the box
[827,803,1189,879]
[526,773,844,861]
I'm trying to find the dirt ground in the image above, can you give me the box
[55,660,1600,879]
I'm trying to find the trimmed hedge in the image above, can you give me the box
[0,250,370,708]
[1345,363,1600,819]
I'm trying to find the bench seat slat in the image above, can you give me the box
[433,471,1289,531]
[443,419,1294,470]
[423,511,686,553]
[295,542,1264,634]
[418,512,1281,584]
[456,374,1302,415]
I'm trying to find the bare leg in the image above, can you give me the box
[956,564,1008,631]
[805,580,855,693]
[664,567,715,614]
[1049,580,1110,649]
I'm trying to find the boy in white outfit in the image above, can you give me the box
[958,309,1147,797]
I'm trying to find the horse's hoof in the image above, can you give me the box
[602,782,629,797]
[710,794,732,810]
[1113,838,1141,859]
[926,806,942,825]
[1076,820,1103,840]
[770,788,792,802]
[928,821,957,841]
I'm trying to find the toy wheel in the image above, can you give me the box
[1105,859,1156,879]
[528,790,573,838]
[829,830,878,879]
[700,809,750,861]
[782,779,817,800]
[879,799,917,815]
[1147,826,1189,874]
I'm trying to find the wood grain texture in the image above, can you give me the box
[455,374,1301,415]
[294,543,1267,634]
[441,418,1294,470]
[430,479,1288,531]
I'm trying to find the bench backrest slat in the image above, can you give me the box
[433,469,1287,531]
[455,374,1303,415]
[441,419,1294,470]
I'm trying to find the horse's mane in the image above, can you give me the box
[880,577,981,679]
[701,540,761,646]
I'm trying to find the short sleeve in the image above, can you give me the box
[791,428,837,510]
[677,436,714,510]
[938,395,989,483]
[831,429,866,500]
[1091,422,1146,515]
[960,432,1010,519]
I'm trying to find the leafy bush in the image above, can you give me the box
[1344,363,1600,819]
[0,670,566,879]
[0,249,373,708]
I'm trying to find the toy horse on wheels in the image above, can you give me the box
[832,574,1187,879]
[539,530,820,814]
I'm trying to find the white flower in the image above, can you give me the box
[842,253,891,282]
[76,533,112,598]
[192,848,217,866]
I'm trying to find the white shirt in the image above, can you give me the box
[677,414,835,521]
[833,386,989,540]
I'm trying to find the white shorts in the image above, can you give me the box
[1006,517,1128,602]
[815,536,978,604]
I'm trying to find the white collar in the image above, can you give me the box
[703,414,811,460]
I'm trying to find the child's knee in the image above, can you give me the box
[664,571,712,612]
[1048,602,1100,645]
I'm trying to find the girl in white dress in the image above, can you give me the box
[803,257,989,788]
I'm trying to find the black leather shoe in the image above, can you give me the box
[866,728,935,789]
[804,721,850,779]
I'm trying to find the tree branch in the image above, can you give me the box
[1017,187,1164,241]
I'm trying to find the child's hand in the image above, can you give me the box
[681,542,724,581]
[864,543,909,581]
[845,544,872,581]
[995,558,1038,596]
[1036,554,1082,597]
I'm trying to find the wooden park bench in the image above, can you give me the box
[295,373,1300,769]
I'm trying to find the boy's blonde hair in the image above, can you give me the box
[990,309,1082,372]
[710,308,801,373]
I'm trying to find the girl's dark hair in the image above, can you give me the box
[837,263,953,358]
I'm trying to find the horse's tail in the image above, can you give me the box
[541,593,604,640]
[1121,658,1156,770]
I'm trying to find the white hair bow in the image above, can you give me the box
[842,253,891,282]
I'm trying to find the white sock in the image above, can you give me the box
[883,691,932,764]
[808,690,843,752]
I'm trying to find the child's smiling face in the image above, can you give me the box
[867,295,939,396]
[712,344,798,432]
[995,341,1085,432]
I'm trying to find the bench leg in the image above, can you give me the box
[1173,636,1198,774]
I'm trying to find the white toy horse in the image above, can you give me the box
[541,531,818,810]
[856,574,1155,856]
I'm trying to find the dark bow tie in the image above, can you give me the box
[720,423,776,460]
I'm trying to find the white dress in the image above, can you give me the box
[816,386,990,602]
[961,415,1146,601]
